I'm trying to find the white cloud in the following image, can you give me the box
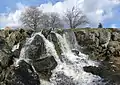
[0,0,120,28]
[0,2,27,28]
[39,0,120,27]
[111,24,117,28]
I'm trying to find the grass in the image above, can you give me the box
[62,28,115,33]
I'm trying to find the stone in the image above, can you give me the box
[6,60,40,85]
[99,30,111,45]
[111,32,120,41]
[33,56,57,72]
[25,35,46,60]
[51,72,75,85]
[72,49,79,55]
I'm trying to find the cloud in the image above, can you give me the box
[0,0,120,28]
[38,0,120,27]
[111,24,117,28]
[0,2,27,28]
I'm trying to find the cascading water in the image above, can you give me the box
[14,31,104,85]
[49,32,104,85]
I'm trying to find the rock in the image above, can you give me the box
[99,30,111,45]
[111,32,120,41]
[21,34,57,80]
[13,49,20,58]
[83,66,101,76]
[26,29,34,37]
[0,52,13,68]
[6,30,26,49]
[5,60,40,85]
[33,56,57,80]
[25,35,46,60]
[51,72,75,85]
[48,33,62,56]
[83,61,120,84]
[72,49,79,55]
[0,36,6,49]
[0,37,13,68]
[42,28,52,38]
[33,56,57,72]
[108,41,120,57]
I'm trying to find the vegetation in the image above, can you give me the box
[20,6,89,31]
[64,6,88,28]
[20,6,63,31]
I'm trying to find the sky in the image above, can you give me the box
[0,0,120,28]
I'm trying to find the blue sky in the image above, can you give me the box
[0,0,120,28]
[0,0,63,13]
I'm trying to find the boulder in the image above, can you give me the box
[111,32,120,41]
[0,36,13,68]
[33,56,57,80]
[33,56,57,72]
[5,60,40,85]
[25,35,46,60]
[72,49,79,55]
[99,30,111,45]
[21,34,58,80]
[83,62,120,84]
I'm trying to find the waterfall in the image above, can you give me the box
[15,32,104,85]
[64,31,80,50]
[50,32,103,85]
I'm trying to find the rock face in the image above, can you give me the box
[75,28,120,60]
[5,60,40,85]
[21,34,57,80]
[83,62,120,85]
[25,34,46,60]
[48,32,62,56]
[74,28,120,84]
[0,29,57,84]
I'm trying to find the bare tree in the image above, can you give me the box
[64,6,88,28]
[20,6,43,31]
[41,12,63,30]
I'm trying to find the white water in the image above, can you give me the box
[15,32,104,85]
[49,33,103,85]
[12,43,20,52]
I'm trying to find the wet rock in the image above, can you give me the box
[0,37,13,68]
[26,35,46,60]
[26,29,34,37]
[33,56,57,72]
[48,33,62,56]
[22,34,57,80]
[42,28,52,38]
[83,61,120,84]
[6,60,40,85]
[52,72,75,85]
[12,49,20,58]
[33,56,57,80]
[72,49,79,55]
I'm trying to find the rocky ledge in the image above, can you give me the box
[0,29,57,85]
[74,28,120,84]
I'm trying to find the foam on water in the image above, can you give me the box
[14,32,104,85]
[48,33,102,85]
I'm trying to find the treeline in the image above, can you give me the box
[20,6,88,31]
